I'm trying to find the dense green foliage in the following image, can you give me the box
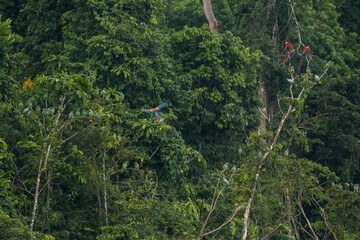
[0,0,359,239]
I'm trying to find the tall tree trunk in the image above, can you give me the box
[285,188,300,239]
[243,68,268,239]
[242,103,295,240]
[258,80,268,134]
[102,150,109,226]
[45,171,51,231]
[92,153,103,226]
[241,166,261,240]
[30,143,51,231]
[202,0,220,33]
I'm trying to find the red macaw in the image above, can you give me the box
[141,102,167,123]
[298,46,310,71]
[283,42,291,67]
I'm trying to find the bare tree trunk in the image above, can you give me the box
[242,103,295,240]
[243,72,268,239]
[241,64,328,239]
[258,80,268,134]
[241,171,259,240]
[203,0,220,33]
[285,188,300,239]
[30,143,51,231]
[285,189,293,236]
[92,153,103,226]
[102,150,109,226]
[45,170,51,230]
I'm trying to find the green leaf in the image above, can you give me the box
[122,160,129,170]
[134,162,139,170]
[0,138,8,150]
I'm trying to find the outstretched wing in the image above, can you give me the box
[141,109,152,112]
[157,102,167,110]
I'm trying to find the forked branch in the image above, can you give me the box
[197,168,240,239]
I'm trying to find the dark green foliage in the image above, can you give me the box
[0,209,47,240]
[168,26,262,164]
[0,0,359,239]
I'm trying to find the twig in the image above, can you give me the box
[289,84,294,99]
[293,216,315,239]
[297,86,306,100]
[319,68,329,79]
[197,169,239,239]
[258,107,270,121]
[277,92,284,115]
[289,0,304,50]
[311,197,338,240]
[201,204,245,237]
[261,213,302,240]
[242,102,295,240]
[59,133,79,146]
[149,144,161,159]
[298,112,332,128]
[298,198,319,240]
[197,170,225,239]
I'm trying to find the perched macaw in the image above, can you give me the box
[298,46,310,71]
[283,42,291,67]
[141,102,167,123]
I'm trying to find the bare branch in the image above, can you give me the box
[298,112,332,128]
[11,184,34,196]
[261,213,302,240]
[201,204,245,237]
[298,198,319,240]
[197,169,240,239]
[258,107,270,121]
[242,101,295,240]
[9,155,31,195]
[30,143,52,231]
[59,133,79,146]
[289,0,304,50]
[289,84,294,99]
[149,144,161,159]
[197,169,225,239]
[277,92,284,116]
[293,215,315,239]
[297,86,306,101]
[311,197,338,240]
[319,68,329,79]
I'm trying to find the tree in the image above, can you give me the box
[202,0,220,32]
[11,73,107,231]
[0,0,359,239]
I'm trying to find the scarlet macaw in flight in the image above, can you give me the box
[141,102,167,123]
[283,42,291,67]
[298,46,310,71]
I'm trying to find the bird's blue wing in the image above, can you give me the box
[141,109,152,112]
[157,102,167,110]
